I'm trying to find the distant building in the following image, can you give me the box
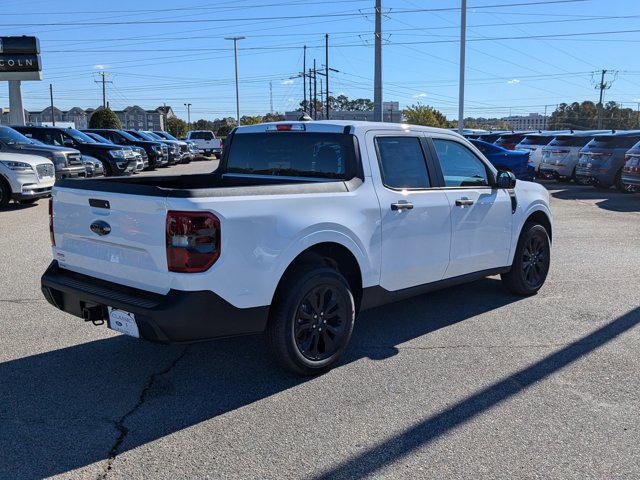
[0,105,175,130]
[502,113,548,131]
[285,101,402,123]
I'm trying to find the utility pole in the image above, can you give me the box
[457,0,467,133]
[325,34,330,120]
[225,36,245,126]
[49,84,55,126]
[313,59,317,120]
[320,79,324,119]
[593,69,616,129]
[373,0,383,122]
[308,68,313,119]
[303,45,307,112]
[184,103,192,130]
[269,81,274,115]
[94,71,112,109]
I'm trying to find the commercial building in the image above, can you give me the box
[502,113,548,130]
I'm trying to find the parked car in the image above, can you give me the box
[0,126,85,180]
[13,126,137,177]
[575,131,640,190]
[538,131,609,182]
[80,155,105,178]
[470,139,533,180]
[621,140,640,192]
[125,130,180,165]
[494,132,533,150]
[0,152,55,208]
[83,131,146,173]
[41,121,552,375]
[150,131,192,163]
[185,130,223,157]
[514,132,568,174]
[83,129,167,169]
[474,131,508,143]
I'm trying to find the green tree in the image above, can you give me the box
[240,115,263,126]
[192,119,216,131]
[216,123,234,137]
[403,104,452,128]
[88,108,121,129]
[166,117,188,137]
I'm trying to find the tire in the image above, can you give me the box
[0,177,11,209]
[266,265,356,375]
[501,221,551,296]
[615,169,633,194]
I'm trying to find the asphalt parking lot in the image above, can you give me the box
[1,166,639,479]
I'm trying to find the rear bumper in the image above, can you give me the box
[41,261,269,343]
[621,173,640,186]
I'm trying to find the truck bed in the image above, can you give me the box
[55,172,362,198]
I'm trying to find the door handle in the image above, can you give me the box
[391,201,414,211]
[455,197,474,206]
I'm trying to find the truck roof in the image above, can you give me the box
[235,120,459,136]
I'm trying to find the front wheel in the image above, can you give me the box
[266,266,355,375]
[0,179,11,209]
[501,222,551,296]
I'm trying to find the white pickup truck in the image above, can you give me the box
[185,130,223,157]
[42,121,552,375]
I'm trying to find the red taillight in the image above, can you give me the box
[49,198,55,246]
[276,124,293,131]
[166,211,220,273]
[220,139,224,148]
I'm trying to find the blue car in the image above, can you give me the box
[470,139,534,181]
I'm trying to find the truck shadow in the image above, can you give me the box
[545,181,640,212]
[0,279,538,478]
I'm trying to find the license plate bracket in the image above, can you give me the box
[108,307,139,338]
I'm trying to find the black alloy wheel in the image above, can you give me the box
[293,285,349,361]
[521,234,549,289]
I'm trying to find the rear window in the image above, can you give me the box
[190,131,215,141]
[225,132,356,179]
[549,136,592,147]
[495,135,525,145]
[519,135,554,146]
[589,135,640,149]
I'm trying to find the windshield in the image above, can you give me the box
[225,132,356,180]
[87,133,112,144]
[155,131,178,140]
[66,129,98,144]
[0,126,35,145]
[143,131,164,140]
[129,130,154,141]
[589,135,640,149]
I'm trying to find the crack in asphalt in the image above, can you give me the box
[97,346,189,480]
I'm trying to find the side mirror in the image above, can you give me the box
[496,170,516,189]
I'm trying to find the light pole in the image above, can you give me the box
[184,103,192,130]
[457,0,467,133]
[225,36,245,127]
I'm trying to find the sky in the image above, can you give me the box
[1,0,639,122]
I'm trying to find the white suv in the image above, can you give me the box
[0,152,55,208]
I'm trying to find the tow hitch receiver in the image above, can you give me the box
[82,304,105,325]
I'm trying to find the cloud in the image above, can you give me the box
[413,92,427,98]
[507,79,521,85]
[281,79,294,85]
[93,64,108,70]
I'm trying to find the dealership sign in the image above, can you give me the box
[0,36,41,80]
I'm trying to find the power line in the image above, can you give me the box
[0,1,587,26]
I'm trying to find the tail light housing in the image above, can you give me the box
[48,198,55,246]
[166,211,220,272]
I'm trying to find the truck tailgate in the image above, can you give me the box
[53,187,171,294]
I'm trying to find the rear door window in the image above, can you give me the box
[375,136,431,189]
[433,139,490,188]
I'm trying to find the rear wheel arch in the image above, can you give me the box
[272,242,364,313]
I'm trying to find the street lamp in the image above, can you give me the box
[184,102,192,130]
[225,36,245,127]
